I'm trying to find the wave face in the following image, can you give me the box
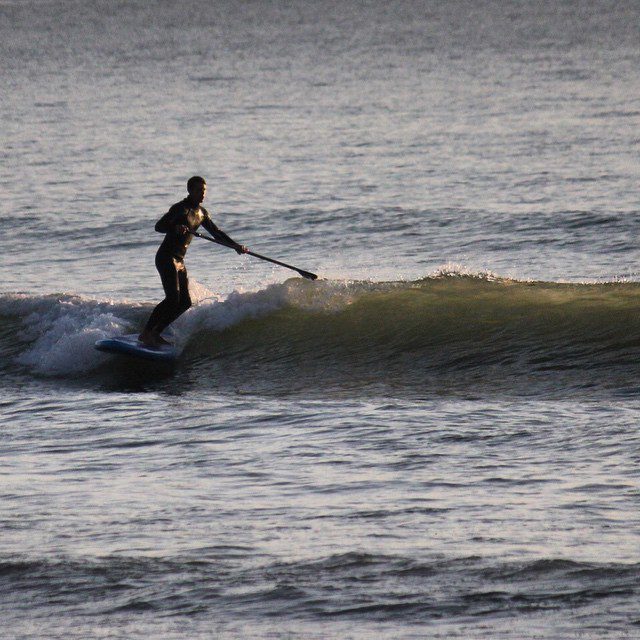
[3,273,640,396]
[2,553,638,634]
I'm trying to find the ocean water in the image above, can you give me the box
[2,1,640,638]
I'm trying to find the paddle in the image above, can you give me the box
[190,231,318,281]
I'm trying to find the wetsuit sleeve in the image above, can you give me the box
[155,205,181,234]
[201,212,241,248]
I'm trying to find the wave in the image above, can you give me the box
[3,270,640,395]
[1,552,638,624]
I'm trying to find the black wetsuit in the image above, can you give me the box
[143,198,239,334]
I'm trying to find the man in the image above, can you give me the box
[138,176,247,347]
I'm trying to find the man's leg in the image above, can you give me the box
[153,265,192,334]
[139,257,181,345]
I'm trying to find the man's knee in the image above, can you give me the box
[164,292,181,309]
[179,295,192,313]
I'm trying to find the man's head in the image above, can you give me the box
[187,176,207,205]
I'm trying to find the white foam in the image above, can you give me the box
[178,276,386,340]
[431,262,505,281]
[2,286,297,376]
[4,293,136,376]
[177,280,298,336]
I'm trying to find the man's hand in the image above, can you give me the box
[235,245,248,255]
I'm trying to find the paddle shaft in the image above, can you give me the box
[190,231,318,280]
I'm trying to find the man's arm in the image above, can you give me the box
[201,214,247,253]
[155,206,180,234]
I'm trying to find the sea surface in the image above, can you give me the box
[1,1,640,638]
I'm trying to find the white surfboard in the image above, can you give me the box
[94,333,178,363]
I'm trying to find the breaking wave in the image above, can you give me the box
[3,270,640,396]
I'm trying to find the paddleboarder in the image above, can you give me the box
[138,176,247,347]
